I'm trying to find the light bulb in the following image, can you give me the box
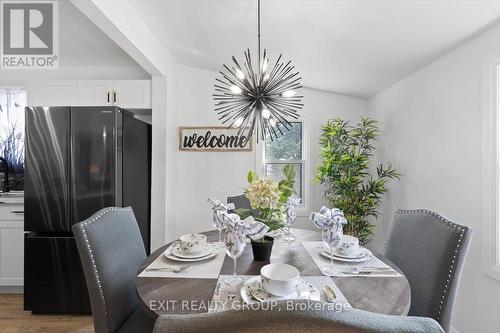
[230,85,242,94]
[235,69,245,80]
[282,90,296,98]
[261,58,268,73]
[269,118,276,126]
[263,73,270,81]
[262,108,271,119]
[233,117,244,128]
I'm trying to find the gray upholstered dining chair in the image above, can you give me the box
[227,194,252,210]
[152,301,444,333]
[384,209,472,333]
[72,207,154,333]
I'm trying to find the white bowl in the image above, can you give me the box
[260,263,300,297]
[179,233,207,254]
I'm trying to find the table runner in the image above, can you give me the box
[209,275,351,312]
[138,246,226,279]
[302,241,402,277]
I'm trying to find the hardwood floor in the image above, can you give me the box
[0,294,93,333]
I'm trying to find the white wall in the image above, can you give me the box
[0,0,149,86]
[368,22,500,333]
[165,65,368,240]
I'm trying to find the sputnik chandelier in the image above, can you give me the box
[213,0,303,141]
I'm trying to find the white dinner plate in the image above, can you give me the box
[164,245,219,262]
[171,243,218,259]
[319,247,373,263]
[240,276,321,304]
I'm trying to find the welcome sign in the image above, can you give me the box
[178,127,252,152]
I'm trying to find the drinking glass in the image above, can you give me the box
[321,222,343,276]
[224,226,246,286]
[215,223,225,246]
[283,223,296,242]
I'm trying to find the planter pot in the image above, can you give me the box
[251,236,274,261]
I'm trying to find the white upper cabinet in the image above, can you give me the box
[27,80,77,106]
[112,80,152,108]
[76,80,114,106]
[27,79,151,109]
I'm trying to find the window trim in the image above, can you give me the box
[255,117,310,216]
[481,54,500,281]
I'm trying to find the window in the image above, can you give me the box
[0,87,26,191]
[481,57,500,280]
[258,121,307,209]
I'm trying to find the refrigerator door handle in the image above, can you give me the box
[107,91,111,104]
[113,91,117,104]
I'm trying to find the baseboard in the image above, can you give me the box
[0,286,23,293]
[450,326,460,333]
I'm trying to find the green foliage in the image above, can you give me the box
[277,164,295,205]
[316,117,400,244]
[247,170,259,183]
[265,123,302,160]
[238,165,297,232]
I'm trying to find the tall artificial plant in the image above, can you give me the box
[316,117,399,244]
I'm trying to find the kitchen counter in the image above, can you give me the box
[0,192,24,204]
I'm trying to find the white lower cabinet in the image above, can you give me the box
[0,198,24,287]
[0,220,23,286]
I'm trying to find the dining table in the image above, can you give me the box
[136,228,411,317]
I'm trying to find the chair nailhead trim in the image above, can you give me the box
[391,209,467,322]
[79,207,132,332]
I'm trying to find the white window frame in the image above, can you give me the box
[255,117,310,216]
[481,54,500,281]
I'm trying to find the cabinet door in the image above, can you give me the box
[0,221,24,286]
[113,80,151,108]
[27,81,77,106]
[76,80,113,106]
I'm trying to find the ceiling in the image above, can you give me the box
[129,0,500,99]
[60,0,142,67]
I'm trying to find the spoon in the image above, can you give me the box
[323,285,337,302]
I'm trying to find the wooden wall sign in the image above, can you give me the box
[178,126,253,152]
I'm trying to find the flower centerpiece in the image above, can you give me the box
[235,164,297,261]
[236,164,296,231]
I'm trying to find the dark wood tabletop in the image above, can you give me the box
[136,229,411,317]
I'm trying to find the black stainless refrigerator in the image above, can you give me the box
[24,106,151,313]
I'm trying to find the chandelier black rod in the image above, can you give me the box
[258,0,261,76]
